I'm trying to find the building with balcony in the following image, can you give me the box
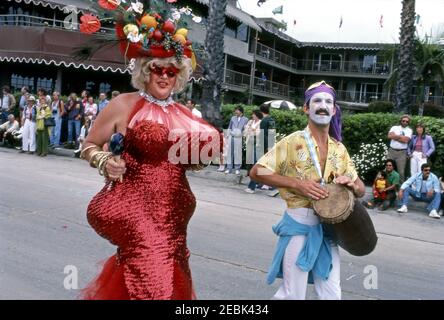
[0,0,442,109]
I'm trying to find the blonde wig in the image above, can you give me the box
[131,56,193,94]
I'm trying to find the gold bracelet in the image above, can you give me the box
[89,150,112,171]
[98,153,113,177]
[80,145,100,160]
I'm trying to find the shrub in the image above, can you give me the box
[367,101,394,113]
[351,140,388,182]
[411,102,444,117]
[221,105,444,181]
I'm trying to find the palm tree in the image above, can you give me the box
[395,0,416,114]
[385,38,444,114]
[200,0,228,128]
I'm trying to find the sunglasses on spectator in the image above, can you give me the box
[423,169,431,172]
[401,120,410,123]
[150,65,179,78]
[386,164,393,167]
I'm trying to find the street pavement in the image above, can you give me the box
[0,146,443,300]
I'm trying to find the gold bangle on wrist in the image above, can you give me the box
[80,145,99,160]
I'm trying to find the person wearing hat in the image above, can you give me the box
[79,3,220,300]
[250,81,365,300]
[19,95,37,154]
[387,115,413,182]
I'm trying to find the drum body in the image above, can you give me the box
[313,184,378,256]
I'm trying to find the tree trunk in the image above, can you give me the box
[201,0,228,129]
[395,0,416,114]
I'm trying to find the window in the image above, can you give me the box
[99,82,111,94]
[236,23,248,42]
[362,55,377,73]
[85,81,96,92]
[11,74,34,92]
[36,77,54,93]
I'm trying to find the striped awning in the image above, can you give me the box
[6,0,91,13]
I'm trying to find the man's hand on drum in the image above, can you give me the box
[336,175,365,197]
[293,179,329,200]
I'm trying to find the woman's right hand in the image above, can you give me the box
[105,157,127,181]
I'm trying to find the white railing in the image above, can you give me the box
[0,14,114,33]
[256,42,295,68]
[224,69,250,88]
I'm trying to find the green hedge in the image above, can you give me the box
[367,101,394,113]
[221,104,444,179]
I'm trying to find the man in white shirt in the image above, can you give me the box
[387,114,412,182]
[185,99,202,118]
[0,114,20,147]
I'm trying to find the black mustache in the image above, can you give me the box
[315,108,330,115]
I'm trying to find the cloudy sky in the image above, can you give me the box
[237,0,444,43]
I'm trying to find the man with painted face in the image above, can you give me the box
[250,81,365,300]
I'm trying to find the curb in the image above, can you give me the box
[47,147,434,214]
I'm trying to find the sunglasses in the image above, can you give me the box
[401,120,410,123]
[423,169,431,172]
[150,65,179,78]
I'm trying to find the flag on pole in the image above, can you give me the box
[379,14,384,28]
[339,15,343,28]
[272,5,283,15]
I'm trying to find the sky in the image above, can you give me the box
[237,0,444,44]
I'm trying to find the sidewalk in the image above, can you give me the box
[48,146,441,220]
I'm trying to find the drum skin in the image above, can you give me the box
[314,184,378,256]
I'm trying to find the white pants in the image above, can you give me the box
[272,208,341,300]
[410,151,427,177]
[22,119,36,152]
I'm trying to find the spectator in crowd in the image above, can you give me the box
[244,109,263,193]
[439,173,444,216]
[363,159,400,211]
[37,88,51,105]
[18,86,29,119]
[60,95,69,145]
[387,115,412,182]
[225,106,249,175]
[66,93,84,148]
[259,103,276,192]
[49,91,65,148]
[1,85,16,124]
[97,93,109,115]
[185,99,202,118]
[398,163,441,219]
[216,127,227,172]
[36,96,51,157]
[19,95,37,154]
[74,116,92,157]
[407,123,435,177]
[0,114,19,147]
[111,90,120,99]
[81,90,89,107]
[84,96,98,121]
[259,104,276,156]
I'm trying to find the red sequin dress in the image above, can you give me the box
[81,96,219,300]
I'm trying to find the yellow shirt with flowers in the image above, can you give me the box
[256,126,358,209]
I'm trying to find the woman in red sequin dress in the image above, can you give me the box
[79,9,219,299]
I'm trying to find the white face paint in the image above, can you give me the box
[307,92,335,125]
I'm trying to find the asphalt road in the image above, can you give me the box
[0,147,443,300]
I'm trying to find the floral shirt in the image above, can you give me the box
[257,126,358,209]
